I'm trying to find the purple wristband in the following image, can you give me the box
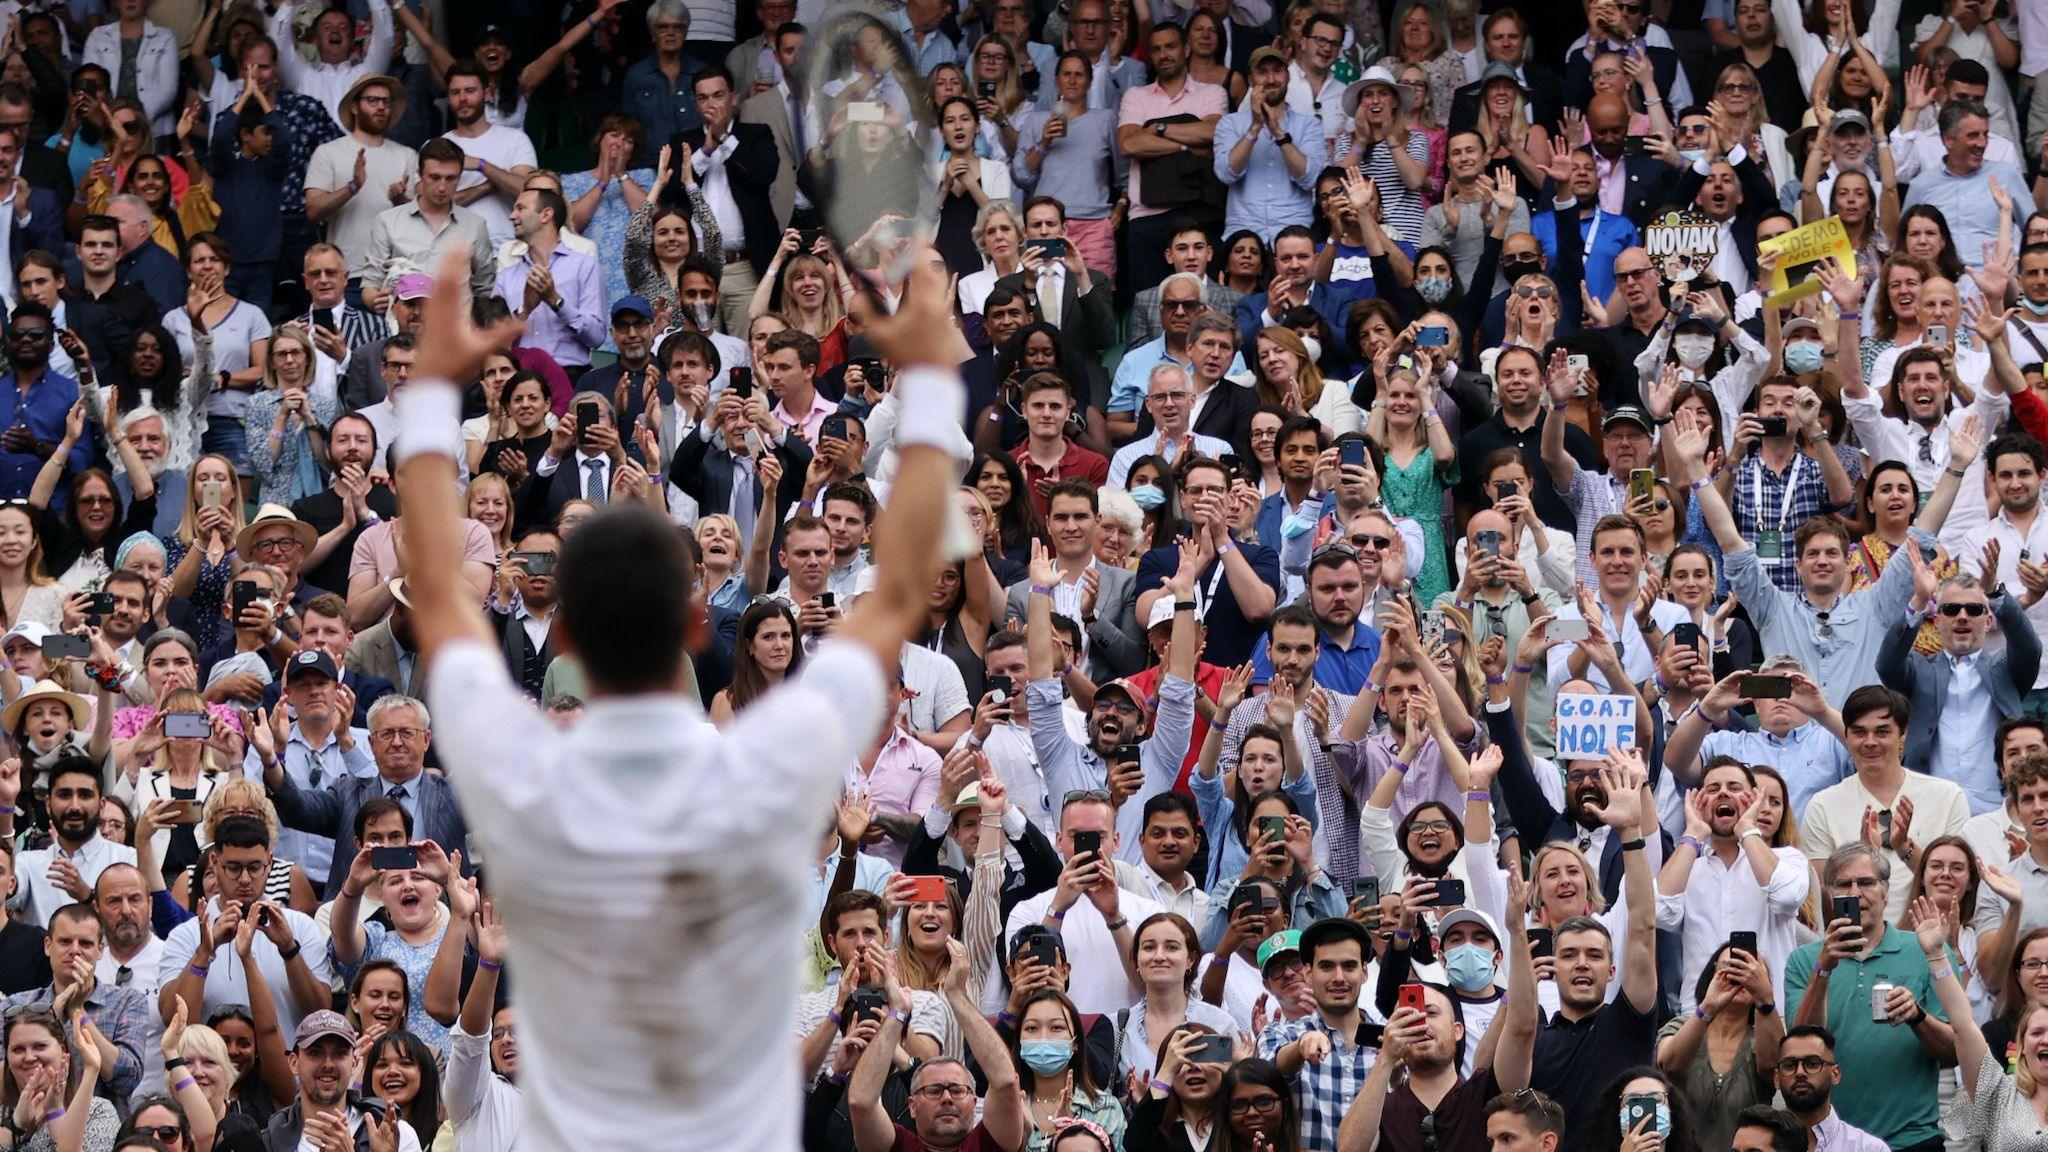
[477,957,503,972]
[1466,791,1491,801]
[186,963,208,978]
[172,1077,196,1094]
[1511,662,1535,675]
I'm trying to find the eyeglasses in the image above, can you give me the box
[249,536,301,553]
[371,727,424,743]
[1775,1056,1835,1074]
[1305,33,1342,46]
[1228,1095,1284,1116]
[216,860,268,879]
[1409,819,1454,834]
[8,327,48,340]
[2019,959,2048,972]
[1162,299,1204,312]
[1717,81,1759,93]
[1565,768,1605,783]
[1062,789,1112,806]
[1421,1115,1440,1152]
[1350,534,1392,550]
[76,495,114,507]
[1615,266,1656,281]
[1095,698,1141,717]
[134,1127,182,1144]
[1938,602,1988,617]
[1316,188,1349,202]
[912,1084,975,1100]
[1312,540,1360,565]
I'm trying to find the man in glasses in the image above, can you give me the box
[1111,273,1213,433]
[1773,1026,1889,1152]
[1107,363,1233,487]
[1786,841,1959,1151]
[1128,222,1241,352]
[1877,563,2037,811]
[1563,0,1693,111]
[0,302,89,501]
[846,950,1025,1152]
[159,815,333,1036]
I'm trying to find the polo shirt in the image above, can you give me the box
[1784,926,1954,1149]
[891,1123,1003,1152]
[1009,440,1109,520]
[1246,624,1381,695]
[1530,993,1656,1137]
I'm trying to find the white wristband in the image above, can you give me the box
[892,366,971,461]
[391,379,465,464]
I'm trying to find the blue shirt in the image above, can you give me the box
[1901,158,2030,261]
[1247,625,1382,695]
[621,55,703,167]
[1211,104,1325,244]
[1697,718,1852,816]
[1108,338,1247,413]
[1532,205,1638,305]
[209,106,287,265]
[0,368,88,500]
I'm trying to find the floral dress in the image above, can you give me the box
[164,535,232,652]
[1382,446,1456,606]
[243,387,342,506]
[560,167,657,317]
[1850,532,1955,656]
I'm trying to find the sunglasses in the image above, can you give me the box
[1350,533,1393,549]
[1937,602,1988,617]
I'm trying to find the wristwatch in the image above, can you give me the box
[1274,133,1294,147]
[1152,121,1167,137]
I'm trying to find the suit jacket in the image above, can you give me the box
[738,85,802,235]
[1220,20,1274,74]
[347,620,425,700]
[268,761,471,900]
[259,670,393,728]
[993,266,1117,403]
[1135,377,1260,453]
[1600,153,1678,232]
[11,189,60,271]
[1878,593,2042,775]
[669,425,812,532]
[1235,281,1361,376]
[56,296,121,381]
[1563,43,1686,113]
[21,145,70,209]
[667,121,782,273]
[1000,566,1145,681]
[1449,63,1566,134]
[1660,152,1777,281]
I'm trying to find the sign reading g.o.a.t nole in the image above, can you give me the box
[1644,209,1720,286]
[1555,693,1638,759]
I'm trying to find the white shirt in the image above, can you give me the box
[443,126,539,247]
[157,898,333,1035]
[1888,121,2023,184]
[1544,596,1691,695]
[10,834,136,927]
[1652,842,1809,1011]
[1960,508,2048,690]
[1934,647,2002,809]
[1002,885,1166,1014]
[305,136,420,277]
[1843,379,2007,552]
[693,130,748,254]
[270,0,393,127]
[97,936,167,1094]
[445,1018,521,1152]
[1285,61,1347,151]
[292,1108,420,1152]
[1799,770,1971,922]
[424,638,892,1152]
[1107,431,1234,488]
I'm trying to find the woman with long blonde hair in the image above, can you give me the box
[1711,61,1796,189]
[748,234,855,374]
[163,453,242,650]
[1473,67,1553,195]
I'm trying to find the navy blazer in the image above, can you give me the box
[1878,592,2043,777]
[258,670,393,728]
[11,188,61,270]
[267,763,471,898]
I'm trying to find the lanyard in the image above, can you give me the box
[1193,554,1228,620]
[1751,454,1806,535]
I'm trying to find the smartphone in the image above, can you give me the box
[1021,934,1061,968]
[846,986,888,1030]
[1728,930,1758,957]
[1928,325,1949,346]
[730,366,754,400]
[1567,353,1590,377]
[978,80,997,99]
[1623,1093,1661,1135]
[1527,927,1554,959]
[1256,815,1289,847]
[1418,610,1447,653]
[1740,674,1793,699]
[1397,982,1427,1014]
[818,591,836,610]
[1628,468,1657,504]
[1349,876,1380,905]
[1218,452,1242,481]
[1476,529,1504,558]
[82,591,115,616]
[1417,325,1449,347]
[1830,894,1861,928]
[1111,741,1142,767]
[1422,877,1467,908]
[369,845,419,871]
[1668,622,1703,651]
[1549,617,1591,641]
[821,414,849,443]
[1188,1032,1236,1064]
[1356,1021,1387,1047]
[312,307,337,334]
[38,634,86,660]
[199,480,225,509]
[1339,439,1367,470]
[163,711,211,739]
[985,674,1014,702]
[1071,830,1102,862]
[1623,135,1649,156]
[1919,540,1940,564]
[903,874,948,904]
[1878,808,1893,841]
[1026,238,1064,261]
[509,551,557,578]
[846,101,884,123]
[231,580,264,618]
[1492,481,1517,502]
[576,400,601,447]
[256,906,273,928]
[161,799,202,825]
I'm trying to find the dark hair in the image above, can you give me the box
[116,321,182,414]
[1988,432,2048,476]
[1581,1067,1700,1152]
[1859,460,1922,530]
[822,889,887,939]
[44,753,100,796]
[364,1030,443,1145]
[352,796,412,842]
[729,599,804,711]
[348,958,410,1026]
[1009,989,1099,1093]
[1142,791,1199,832]
[763,328,822,369]
[1046,477,1099,515]
[693,63,737,96]
[1841,684,1908,731]
[417,138,466,169]
[1216,228,1270,285]
[659,328,722,376]
[1900,205,1967,281]
[1485,1089,1566,1137]
[1733,1107,1806,1152]
[555,507,694,693]
[1218,1059,1300,1152]
[1396,801,1464,873]
[1122,454,1180,552]
[118,1095,193,1151]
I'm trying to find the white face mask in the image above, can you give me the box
[1672,333,1716,369]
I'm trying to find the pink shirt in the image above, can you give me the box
[843,726,941,868]
[348,518,499,585]
[1118,77,1228,218]
[773,392,838,451]
[110,702,245,742]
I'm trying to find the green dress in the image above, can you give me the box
[1381,446,1455,606]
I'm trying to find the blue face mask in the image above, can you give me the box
[1783,341,1825,374]
[1620,1103,1673,1140]
[2022,296,2048,316]
[1129,484,1166,510]
[1443,942,1498,993]
[1416,276,1454,304]
[1020,1039,1074,1076]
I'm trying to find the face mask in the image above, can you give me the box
[1019,1039,1074,1075]
[2022,296,2048,316]
[1672,333,1716,368]
[1619,1103,1673,1141]
[1502,259,1542,281]
[1129,484,1166,510]
[1417,276,1454,304]
[1301,334,1323,364]
[689,302,716,331]
[1443,942,1498,993]
[1679,148,1706,164]
[1783,341,1825,374]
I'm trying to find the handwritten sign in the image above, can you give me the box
[1555,693,1638,759]
[1644,210,1719,285]
[1757,215,1857,311]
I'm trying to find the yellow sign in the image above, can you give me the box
[1758,216,1857,310]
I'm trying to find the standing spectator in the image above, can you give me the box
[1214,47,1324,245]
[242,328,340,507]
[80,0,178,139]
[361,143,496,309]
[266,0,394,129]
[303,76,418,285]
[1900,100,2028,261]
[495,188,606,376]
[1117,23,1227,296]
[11,759,135,930]
[622,1,703,166]
[690,66,779,336]
[223,38,342,280]
[0,304,87,501]
[1012,55,1121,279]
[440,62,537,249]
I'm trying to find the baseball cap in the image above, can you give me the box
[1146,596,1179,630]
[292,1010,355,1051]
[1095,678,1153,718]
[393,274,432,301]
[1783,317,1822,339]
[1009,923,1068,964]
[1435,907,1501,944]
[1256,929,1304,971]
[285,649,339,684]
[0,621,51,650]
[1603,405,1654,435]
[1249,45,1287,70]
[1829,108,1873,135]
[611,295,654,322]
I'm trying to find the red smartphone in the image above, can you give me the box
[1398,982,1427,1014]
[904,875,948,904]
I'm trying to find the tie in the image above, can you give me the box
[1918,434,1936,465]
[388,785,408,801]
[1038,270,1061,329]
[789,95,806,159]
[583,458,607,504]
[115,966,131,987]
